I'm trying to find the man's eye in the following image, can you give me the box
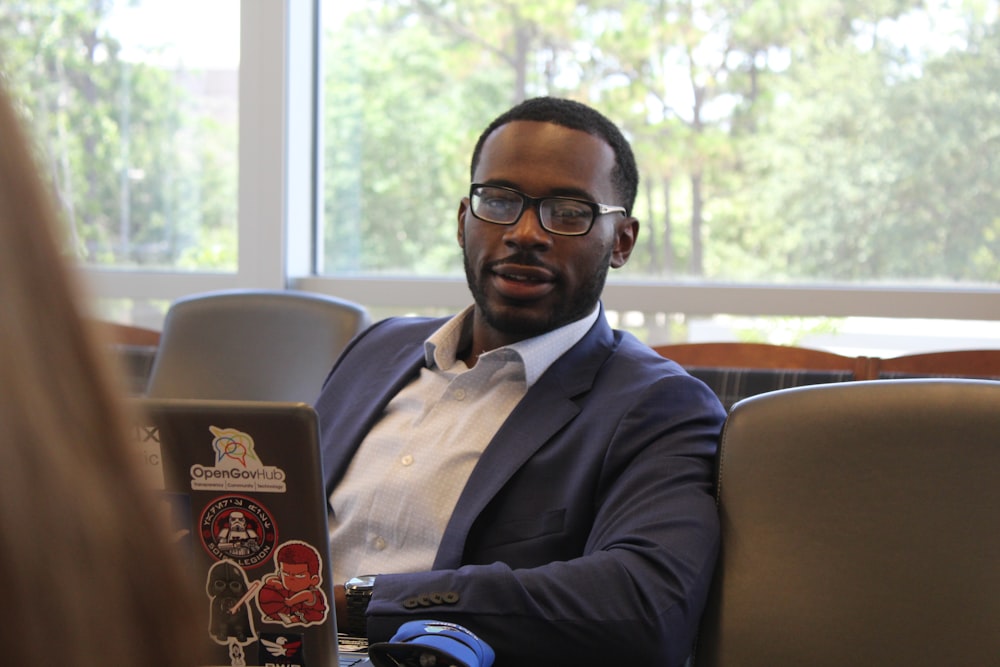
[483,197,516,210]
[550,204,589,219]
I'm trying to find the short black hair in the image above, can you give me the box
[470,97,639,214]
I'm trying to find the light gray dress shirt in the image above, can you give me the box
[328,305,600,584]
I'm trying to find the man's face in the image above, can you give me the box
[458,120,637,351]
[279,562,318,593]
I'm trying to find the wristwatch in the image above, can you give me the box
[344,574,377,638]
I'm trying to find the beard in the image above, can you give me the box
[463,246,611,339]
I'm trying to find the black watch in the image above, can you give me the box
[344,574,376,638]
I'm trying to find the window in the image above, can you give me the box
[1,0,240,271]
[314,0,1000,351]
[3,2,997,352]
[1,2,302,328]
[320,1,1000,285]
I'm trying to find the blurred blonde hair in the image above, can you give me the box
[0,80,205,665]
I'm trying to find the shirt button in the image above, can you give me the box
[400,454,414,466]
[453,388,466,400]
[374,536,386,551]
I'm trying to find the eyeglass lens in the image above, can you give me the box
[471,185,594,235]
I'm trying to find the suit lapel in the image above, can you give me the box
[433,316,617,567]
[321,320,437,492]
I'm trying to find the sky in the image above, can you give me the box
[102,0,241,69]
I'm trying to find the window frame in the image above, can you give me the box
[293,276,1000,321]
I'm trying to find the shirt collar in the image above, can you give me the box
[424,304,601,388]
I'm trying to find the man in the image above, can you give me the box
[315,97,725,667]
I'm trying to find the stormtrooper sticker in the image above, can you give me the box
[200,495,277,569]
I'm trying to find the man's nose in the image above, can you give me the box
[502,203,552,248]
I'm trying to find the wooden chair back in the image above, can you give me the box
[872,349,1000,380]
[652,342,875,410]
[652,342,873,379]
[90,319,162,347]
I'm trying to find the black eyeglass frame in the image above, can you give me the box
[468,183,627,237]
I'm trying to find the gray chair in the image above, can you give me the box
[146,289,371,404]
[695,379,1000,667]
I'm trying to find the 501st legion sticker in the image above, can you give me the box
[200,495,278,569]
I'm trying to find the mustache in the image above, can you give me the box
[486,251,555,273]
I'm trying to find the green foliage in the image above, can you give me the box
[743,8,1000,282]
[322,2,516,275]
[0,0,237,270]
[4,1,998,286]
[322,0,1000,287]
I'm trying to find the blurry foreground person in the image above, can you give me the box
[0,78,205,666]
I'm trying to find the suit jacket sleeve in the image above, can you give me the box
[318,316,725,667]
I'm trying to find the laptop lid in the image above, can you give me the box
[132,398,367,667]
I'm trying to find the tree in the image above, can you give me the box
[745,2,1000,282]
[322,0,581,274]
[321,0,1000,287]
[0,0,238,270]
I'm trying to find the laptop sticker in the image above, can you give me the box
[206,559,259,665]
[259,632,306,666]
[190,425,287,493]
[255,540,330,628]
[200,494,278,569]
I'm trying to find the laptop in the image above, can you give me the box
[132,398,370,667]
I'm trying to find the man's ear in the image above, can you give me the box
[457,199,469,248]
[610,217,639,268]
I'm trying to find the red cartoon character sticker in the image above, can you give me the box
[255,540,329,628]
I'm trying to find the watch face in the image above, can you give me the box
[346,574,376,590]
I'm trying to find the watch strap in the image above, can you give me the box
[344,580,374,638]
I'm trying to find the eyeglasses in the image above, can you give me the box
[468,183,627,236]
